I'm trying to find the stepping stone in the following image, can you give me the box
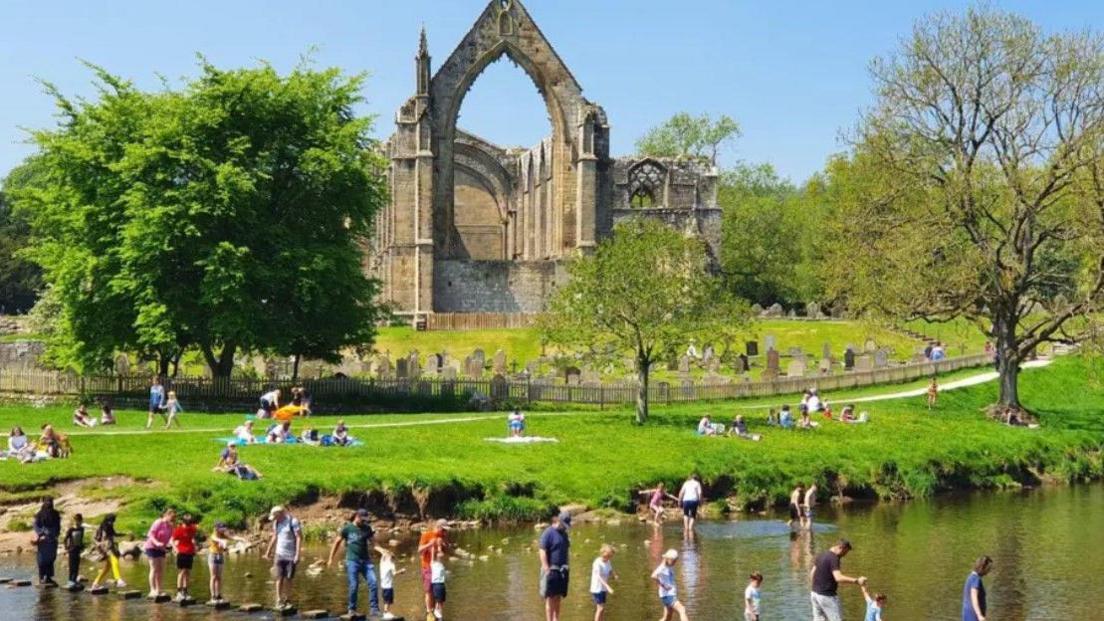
[89,586,110,595]
[0,578,11,584]
[239,603,264,613]
[271,606,298,617]
[37,582,59,590]
[148,592,172,603]
[66,583,85,592]
[179,596,197,607]
[302,610,329,619]
[206,599,233,609]
[9,580,32,588]
[339,615,366,621]
[119,590,143,600]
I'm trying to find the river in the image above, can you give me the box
[1,484,1101,620]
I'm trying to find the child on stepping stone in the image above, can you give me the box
[63,513,85,589]
[376,545,405,620]
[171,514,198,601]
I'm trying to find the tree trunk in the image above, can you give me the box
[200,342,238,379]
[635,355,650,425]
[292,354,301,382]
[993,312,1022,410]
[157,354,171,379]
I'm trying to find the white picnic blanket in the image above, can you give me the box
[484,436,559,444]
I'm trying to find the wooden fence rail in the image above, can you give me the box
[0,353,995,412]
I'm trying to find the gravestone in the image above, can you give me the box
[395,358,409,380]
[702,345,715,363]
[764,335,777,351]
[733,355,748,374]
[746,341,759,357]
[750,303,764,315]
[564,366,582,384]
[818,358,832,375]
[472,348,486,367]
[490,374,509,400]
[855,354,874,372]
[874,349,890,368]
[843,348,856,370]
[761,366,780,381]
[441,366,458,381]
[525,360,540,375]
[465,356,484,379]
[765,303,784,317]
[788,308,798,318]
[787,359,806,378]
[678,355,691,374]
[566,374,581,386]
[864,339,877,353]
[493,350,507,375]
[806,301,821,318]
[766,349,781,374]
[822,342,832,362]
[114,354,130,376]
[406,351,421,379]
[431,353,445,376]
[788,346,804,358]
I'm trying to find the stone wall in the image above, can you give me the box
[611,207,724,265]
[433,260,567,312]
[0,341,46,371]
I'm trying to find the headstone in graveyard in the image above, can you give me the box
[114,354,130,376]
[788,346,804,358]
[788,359,807,378]
[702,345,715,363]
[376,355,393,379]
[855,354,874,372]
[442,367,457,381]
[493,349,507,375]
[406,351,421,379]
[761,366,780,381]
[766,348,781,373]
[765,303,784,317]
[490,374,509,400]
[733,355,747,374]
[395,358,409,380]
[564,366,582,384]
[843,348,856,370]
[706,356,721,373]
[806,301,821,318]
[472,348,486,367]
[764,335,777,351]
[874,349,890,368]
[678,355,691,374]
[822,342,832,362]
[751,303,764,315]
[746,341,759,357]
[818,358,832,375]
[864,338,877,353]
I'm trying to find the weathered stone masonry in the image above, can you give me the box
[370,0,720,319]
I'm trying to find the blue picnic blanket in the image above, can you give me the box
[215,435,363,447]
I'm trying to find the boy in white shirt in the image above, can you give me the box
[430,546,447,620]
[744,572,763,621]
[375,546,403,620]
[589,544,618,621]
[651,549,688,621]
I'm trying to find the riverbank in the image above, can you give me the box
[0,356,1101,541]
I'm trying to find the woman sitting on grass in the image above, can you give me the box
[4,426,36,462]
[728,415,761,441]
[233,420,256,444]
[697,415,718,436]
[99,403,116,425]
[73,404,97,428]
[333,420,351,446]
[213,443,262,480]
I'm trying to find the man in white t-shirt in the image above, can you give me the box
[678,475,704,534]
[262,506,301,610]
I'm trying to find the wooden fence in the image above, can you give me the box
[423,313,538,331]
[0,353,995,412]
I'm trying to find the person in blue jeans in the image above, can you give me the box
[326,509,380,617]
[962,556,992,621]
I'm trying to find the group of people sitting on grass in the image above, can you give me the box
[72,402,116,428]
[696,414,761,441]
[695,389,872,438]
[1,424,71,463]
[231,418,355,447]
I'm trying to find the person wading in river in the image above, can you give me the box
[538,511,572,621]
[962,556,992,621]
[810,539,867,621]
[263,506,302,611]
[418,519,450,621]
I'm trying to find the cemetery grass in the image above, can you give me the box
[0,357,1100,536]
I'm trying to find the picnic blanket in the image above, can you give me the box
[216,435,363,447]
[484,436,559,444]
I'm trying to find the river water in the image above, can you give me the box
[1,484,1101,620]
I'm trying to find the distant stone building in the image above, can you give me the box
[370,0,720,319]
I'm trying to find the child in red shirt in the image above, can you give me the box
[170,514,199,601]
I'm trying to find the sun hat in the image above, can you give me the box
[663,549,679,560]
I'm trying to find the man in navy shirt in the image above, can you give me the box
[538,511,572,621]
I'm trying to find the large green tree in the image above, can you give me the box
[717,162,827,307]
[0,162,44,314]
[540,219,744,424]
[636,112,741,165]
[822,8,1104,411]
[12,60,388,376]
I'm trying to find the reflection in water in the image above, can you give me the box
[1,485,1102,620]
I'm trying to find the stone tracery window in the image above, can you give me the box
[628,160,665,208]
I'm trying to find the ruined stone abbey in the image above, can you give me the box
[370,0,720,319]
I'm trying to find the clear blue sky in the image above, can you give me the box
[2,0,1103,184]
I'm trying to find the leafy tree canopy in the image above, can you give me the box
[11,58,388,375]
[635,112,740,165]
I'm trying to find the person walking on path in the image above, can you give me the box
[163,391,183,429]
[678,474,704,536]
[32,497,61,586]
[146,376,167,429]
[263,505,302,611]
[326,509,382,618]
[144,508,175,598]
[962,556,992,621]
[90,514,125,590]
[63,513,86,589]
[810,539,867,621]
[802,483,819,530]
[538,511,572,621]
[418,519,450,621]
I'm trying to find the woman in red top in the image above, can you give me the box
[170,514,199,601]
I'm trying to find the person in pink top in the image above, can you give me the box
[639,483,678,524]
[144,508,176,598]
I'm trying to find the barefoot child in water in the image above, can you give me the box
[651,549,689,621]
[207,522,246,603]
[640,483,677,523]
[590,544,618,621]
[862,582,887,621]
[744,572,763,621]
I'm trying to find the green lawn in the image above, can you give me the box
[1,357,1100,535]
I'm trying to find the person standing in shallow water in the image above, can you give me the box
[32,497,61,586]
[809,539,867,621]
[678,474,703,536]
[962,556,992,621]
[538,511,572,621]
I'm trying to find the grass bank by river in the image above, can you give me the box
[0,357,1101,536]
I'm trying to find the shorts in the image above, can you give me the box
[804,507,815,519]
[382,588,394,605]
[540,568,569,598]
[789,503,801,520]
[144,548,166,559]
[422,566,433,592]
[681,500,700,519]
[176,553,194,570]
[431,583,447,603]
[274,559,297,580]
[811,592,842,621]
[661,595,677,608]
[592,591,608,605]
[208,553,225,567]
